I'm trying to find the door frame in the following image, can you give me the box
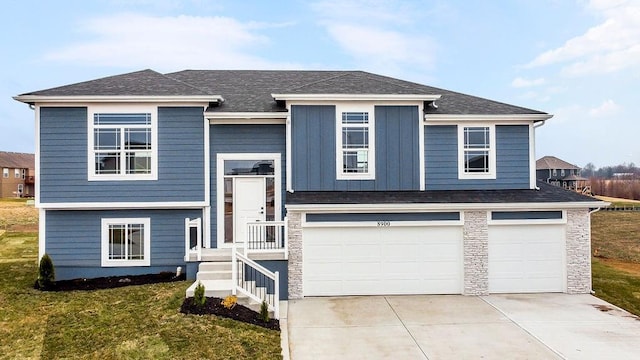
[216,153,282,249]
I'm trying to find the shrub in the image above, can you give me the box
[259,300,270,323]
[221,295,237,310]
[37,253,55,289]
[193,282,206,308]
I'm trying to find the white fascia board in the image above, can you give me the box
[286,201,609,212]
[272,94,441,102]
[39,201,207,210]
[424,114,553,123]
[205,111,288,119]
[13,95,223,104]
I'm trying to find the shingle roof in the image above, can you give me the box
[286,181,600,205]
[17,69,548,116]
[536,156,581,170]
[0,152,34,169]
[18,69,213,97]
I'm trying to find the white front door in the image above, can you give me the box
[234,177,266,245]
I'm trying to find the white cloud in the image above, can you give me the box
[43,14,297,70]
[588,99,620,117]
[511,77,545,88]
[525,0,640,76]
[310,0,436,76]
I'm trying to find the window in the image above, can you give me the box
[561,169,565,176]
[2,168,8,178]
[21,169,25,179]
[101,218,150,266]
[552,169,557,176]
[17,184,23,195]
[89,109,157,181]
[458,125,495,179]
[336,106,375,180]
[14,169,20,178]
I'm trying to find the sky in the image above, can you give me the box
[1,0,638,168]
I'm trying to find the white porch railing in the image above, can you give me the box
[232,248,280,319]
[245,219,287,258]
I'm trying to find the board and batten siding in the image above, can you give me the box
[39,106,206,203]
[44,209,202,280]
[209,124,287,248]
[425,125,530,190]
[291,105,420,191]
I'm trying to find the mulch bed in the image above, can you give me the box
[34,272,185,291]
[180,297,280,331]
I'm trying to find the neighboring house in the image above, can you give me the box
[537,156,589,192]
[0,151,35,198]
[14,69,606,309]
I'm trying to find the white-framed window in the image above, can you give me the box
[88,106,158,181]
[14,169,20,178]
[2,168,8,178]
[17,184,23,195]
[101,218,151,267]
[21,169,25,179]
[458,125,495,179]
[561,169,565,176]
[552,169,557,176]
[336,105,375,180]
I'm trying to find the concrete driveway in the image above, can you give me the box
[285,294,640,359]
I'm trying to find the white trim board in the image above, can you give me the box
[14,95,222,104]
[424,114,553,123]
[38,201,206,210]
[272,94,441,102]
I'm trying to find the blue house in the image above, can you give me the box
[15,69,605,317]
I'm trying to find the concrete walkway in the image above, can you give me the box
[286,294,640,359]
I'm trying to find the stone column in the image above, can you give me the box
[463,210,489,295]
[566,209,591,294]
[287,211,304,299]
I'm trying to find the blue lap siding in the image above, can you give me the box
[291,105,420,191]
[39,106,206,203]
[209,124,287,248]
[45,209,202,280]
[425,125,530,190]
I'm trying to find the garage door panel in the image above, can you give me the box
[489,224,565,293]
[303,226,462,296]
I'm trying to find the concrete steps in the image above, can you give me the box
[185,260,275,317]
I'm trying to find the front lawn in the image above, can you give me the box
[0,206,281,359]
[591,210,640,316]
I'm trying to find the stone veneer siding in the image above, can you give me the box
[463,210,489,295]
[565,208,591,294]
[287,211,304,299]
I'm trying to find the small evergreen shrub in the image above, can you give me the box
[37,253,55,289]
[193,282,206,308]
[221,295,237,309]
[259,300,270,323]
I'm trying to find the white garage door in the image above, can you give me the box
[489,225,565,293]
[303,226,463,296]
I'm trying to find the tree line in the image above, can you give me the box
[582,162,640,200]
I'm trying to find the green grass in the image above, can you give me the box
[0,230,282,359]
[592,259,640,316]
[591,211,640,316]
[591,211,640,263]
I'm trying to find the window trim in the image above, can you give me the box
[87,105,158,181]
[2,168,8,178]
[14,169,20,178]
[101,218,151,267]
[335,104,376,180]
[457,124,496,180]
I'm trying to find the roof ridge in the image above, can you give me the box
[162,71,215,95]
[283,72,352,92]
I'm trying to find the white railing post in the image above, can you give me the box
[283,217,289,260]
[196,217,202,261]
[184,218,190,261]
[231,245,237,295]
[274,270,280,319]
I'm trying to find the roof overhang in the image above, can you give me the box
[424,114,553,123]
[286,201,608,212]
[13,95,224,105]
[272,93,442,102]
[206,111,288,125]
